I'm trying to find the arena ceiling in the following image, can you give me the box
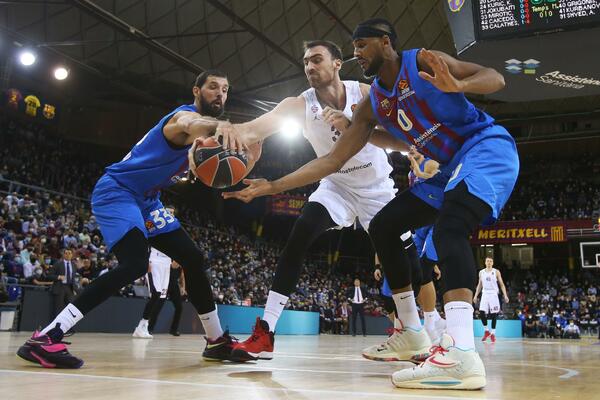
[1,0,599,122]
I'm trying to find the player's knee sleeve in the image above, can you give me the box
[406,241,422,297]
[434,183,491,293]
[112,228,151,279]
[272,202,334,296]
[74,228,149,314]
[433,211,477,292]
[420,258,435,285]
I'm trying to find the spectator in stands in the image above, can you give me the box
[563,320,581,339]
[524,314,538,338]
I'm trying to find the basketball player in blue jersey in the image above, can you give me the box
[222,19,519,390]
[17,70,260,368]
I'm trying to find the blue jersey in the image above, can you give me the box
[369,49,495,165]
[105,104,196,198]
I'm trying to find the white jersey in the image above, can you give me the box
[301,80,393,189]
[481,268,499,294]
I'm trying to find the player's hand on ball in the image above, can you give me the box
[222,178,274,203]
[187,137,209,178]
[215,121,247,154]
[418,49,463,93]
[322,106,350,133]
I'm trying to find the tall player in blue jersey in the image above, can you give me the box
[17,70,258,368]
[223,19,519,390]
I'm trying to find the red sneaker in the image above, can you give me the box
[230,318,274,362]
[490,334,496,343]
[481,331,491,342]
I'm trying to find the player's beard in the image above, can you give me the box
[200,94,224,118]
[363,54,384,79]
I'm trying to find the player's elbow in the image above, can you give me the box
[492,69,505,90]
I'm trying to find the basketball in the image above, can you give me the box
[193,137,248,189]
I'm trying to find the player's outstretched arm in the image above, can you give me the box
[222,97,376,203]
[417,49,505,95]
[221,96,306,147]
[164,111,220,141]
[369,128,409,152]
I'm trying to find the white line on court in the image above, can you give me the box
[0,369,493,400]
[153,348,580,379]
[486,362,579,379]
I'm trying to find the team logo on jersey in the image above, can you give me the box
[397,81,415,102]
[380,98,391,111]
[145,220,156,233]
[448,0,465,12]
[311,105,318,114]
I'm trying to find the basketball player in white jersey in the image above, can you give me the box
[193,40,431,362]
[133,246,172,339]
[473,257,509,342]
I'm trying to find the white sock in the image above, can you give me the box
[445,301,475,350]
[491,329,496,335]
[392,291,421,330]
[484,325,489,332]
[140,319,149,326]
[41,304,83,335]
[199,309,224,340]
[263,290,288,332]
[424,311,438,331]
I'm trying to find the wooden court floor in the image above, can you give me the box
[1,332,599,400]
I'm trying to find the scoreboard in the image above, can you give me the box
[476,0,600,39]
[444,0,600,102]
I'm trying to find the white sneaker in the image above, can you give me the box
[362,327,431,362]
[392,334,486,390]
[425,318,446,345]
[132,323,153,339]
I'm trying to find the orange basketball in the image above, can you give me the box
[193,137,248,189]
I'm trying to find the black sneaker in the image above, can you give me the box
[17,324,84,369]
[202,330,236,361]
[170,330,181,337]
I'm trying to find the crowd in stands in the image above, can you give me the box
[2,112,600,336]
[502,154,600,221]
[514,269,599,339]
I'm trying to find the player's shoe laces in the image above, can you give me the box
[202,330,237,361]
[17,324,84,369]
[362,325,431,363]
[132,321,153,339]
[392,334,486,390]
[230,318,274,362]
[481,331,491,342]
